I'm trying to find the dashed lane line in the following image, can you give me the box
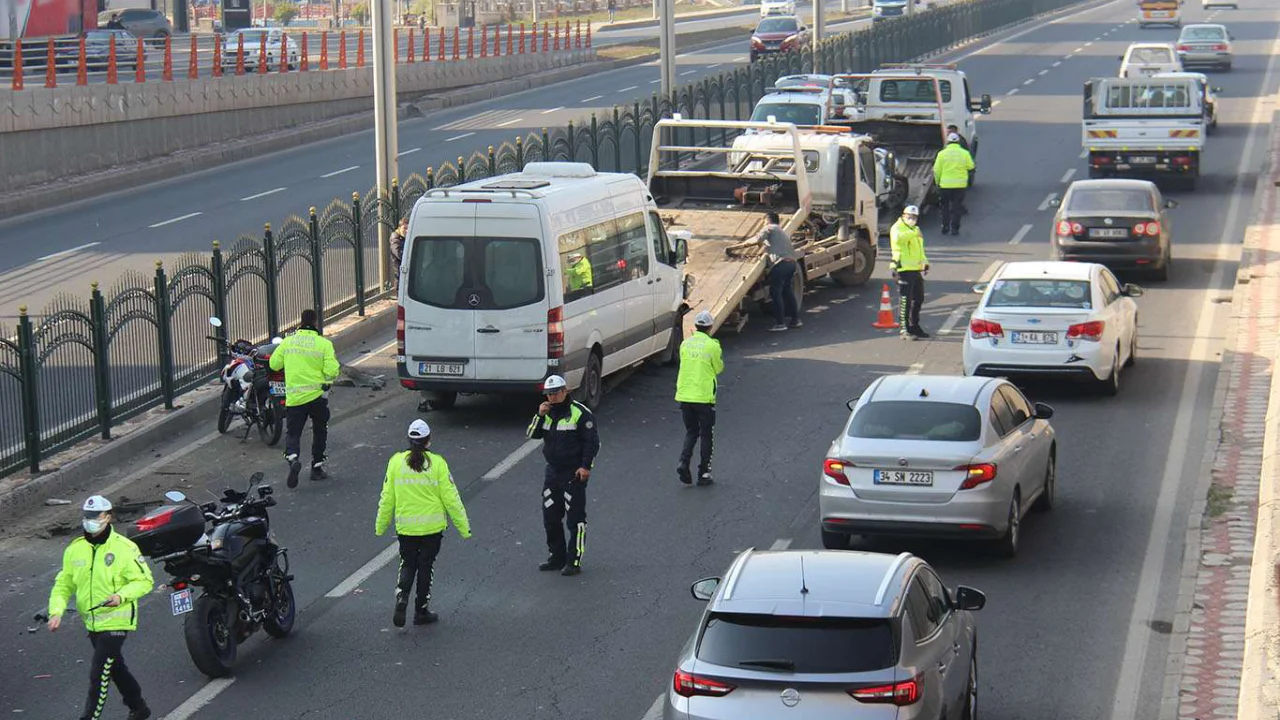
[541,106,564,114]
[1061,168,1077,183]
[1007,88,1020,95]
[481,439,541,480]
[38,242,101,262]
[395,148,420,157]
[321,165,359,178]
[149,212,202,228]
[496,118,523,127]
[582,94,603,101]
[1009,223,1034,245]
[905,363,925,375]
[240,187,287,201]
[1037,192,1059,211]
[444,132,475,142]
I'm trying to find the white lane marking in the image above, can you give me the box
[540,106,564,114]
[482,439,541,480]
[1108,22,1280,720]
[641,693,664,720]
[1037,193,1058,211]
[733,56,746,61]
[239,187,287,202]
[38,242,101,262]
[1023,78,1035,85]
[1038,68,1049,76]
[680,70,697,76]
[1074,46,1085,52]
[396,147,420,157]
[149,212,202,228]
[618,85,638,92]
[978,260,1003,283]
[1009,223,1033,245]
[1007,88,1020,95]
[582,94,603,101]
[1084,41,1093,46]
[321,165,359,178]
[769,538,793,550]
[325,542,399,598]
[1052,60,1062,67]
[905,362,925,375]
[708,63,721,68]
[444,132,475,142]
[1060,168,1077,184]
[991,100,1002,107]
[495,118,523,127]
[1080,149,1089,159]
[939,307,967,336]
[650,79,662,84]
[162,678,236,720]
[1063,54,1072,60]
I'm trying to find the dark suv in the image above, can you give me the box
[664,549,985,720]
[99,9,173,43]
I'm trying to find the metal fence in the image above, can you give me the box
[0,0,1083,479]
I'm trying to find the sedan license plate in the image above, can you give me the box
[874,469,934,486]
[1089,227,1130,239]
[1151,10,1170,16]
[419,362,465,376]
[269,380,285,396]
[1011,331,1059,345]
[170,589,194,616]
[1129,155,1157,164]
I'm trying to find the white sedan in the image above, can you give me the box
[962,261,1144,396]
[220,29,300,71]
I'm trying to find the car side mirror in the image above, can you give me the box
[954,585,986,611]
[209,316,223,328]
[1164,199,1179,209]
[1048,197,1062,208]
[845,398,857,411]
[691,577,721,601]
[1123,283,1145,297]
[978,93,992,114]
[1118,55,1125,61]
[250,471,265,485]
[675,236,689,263]
[1033,402,1054,420]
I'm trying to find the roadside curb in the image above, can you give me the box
[0,301,397,524]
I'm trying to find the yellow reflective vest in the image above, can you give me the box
[48,528,154,632]
[269,328,339,407]
[890,219,929,272]
[933,143,975,189]
[675,331,724,404]
[375,450,472,538]
[567,256,594,292]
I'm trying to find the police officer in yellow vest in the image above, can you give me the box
[270,308,340,488]
[48,495,155,720]
[933,132,975,235]
[675,310,724,487]
[376,419,471,627]
[566,252,593,294]
[527,375,600,576]
[890,205,931,340]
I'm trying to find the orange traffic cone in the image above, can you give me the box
[872,283,898,329]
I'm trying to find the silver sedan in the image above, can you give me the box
[1177,23,1233,70]
[819,374,1057,558]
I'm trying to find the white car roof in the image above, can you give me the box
[1125,42,1177,51]
[756,92,827,105]
[995,261,1097,282]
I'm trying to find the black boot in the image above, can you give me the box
[127,706,152,720]
[678,466,693,485]
[910,326,931,339]
[539,555,565,572]
[413,602,439,625]
[561,563,582,577]
[310,461,328,481]
[697,471,714,486]
[286,454,302,489]
[392,591,408,628]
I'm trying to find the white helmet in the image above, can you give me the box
[693,310,714,328]
[903,205,920,217]
[542,375,568,393]
[407,419,431,440]
[83,495,112,514]
[947,132,961,143]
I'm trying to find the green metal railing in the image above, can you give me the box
[0,0,1086,478]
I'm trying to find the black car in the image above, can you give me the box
[1049,178,1178,281]
[56,29,144,71]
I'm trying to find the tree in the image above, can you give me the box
[351,1,369,24]
[274,2,300,25]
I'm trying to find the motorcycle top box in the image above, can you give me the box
[131,503,206,558]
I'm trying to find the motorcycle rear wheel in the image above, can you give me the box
[183,595,238,678]
[263,574,296,639]
[260,401,284,446]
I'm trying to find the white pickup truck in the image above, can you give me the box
[1083,75,1205,189]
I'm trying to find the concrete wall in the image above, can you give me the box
[0,48,594,192]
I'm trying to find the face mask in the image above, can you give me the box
[83,518,106,535]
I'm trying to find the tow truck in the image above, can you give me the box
[648,117,880,337]
[1083,74,1206,188]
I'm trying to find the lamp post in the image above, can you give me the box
[658,0,674,97]
[371,0,399,290]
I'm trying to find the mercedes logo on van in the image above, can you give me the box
[1104,218,1114,226]
[467,293,481,307]
[898,457,909,467]
[780,688,801,707]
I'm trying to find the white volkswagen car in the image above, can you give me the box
[962,261,1144,396]
[760,0,797,16]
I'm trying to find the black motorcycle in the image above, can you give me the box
[131,472,296,678]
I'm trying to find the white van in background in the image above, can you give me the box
[396,162,688,410]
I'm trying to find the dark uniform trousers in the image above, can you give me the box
[939,187,967,232]
[285,396,330,465]
[679,403,716,476]
[543,465,587,567]
[898,270,925,332]
[396,533,443,611]
[83,630,145,720]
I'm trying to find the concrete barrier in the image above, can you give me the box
[0,48,594,193]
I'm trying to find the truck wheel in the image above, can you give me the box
[832,235,875,287]
[575,350,604,410]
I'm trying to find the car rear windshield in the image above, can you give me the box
[750,102,822,125]
[1129,47,1174,63]
[847,401,981,441]
[697,613,895,674]
[407,236,544,310]
[1067,188,1154,213]
[756,17,798,33]
[986,279,1092,309]
[1182,27,1226,40]
[877,79,952,103]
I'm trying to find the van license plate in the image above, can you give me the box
[269,381,285,396]
[1130,156,1157,164]
[170,589,194,616]
[420,362,465,376]
[1011,331,1059,344]
[874,470,933,486]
